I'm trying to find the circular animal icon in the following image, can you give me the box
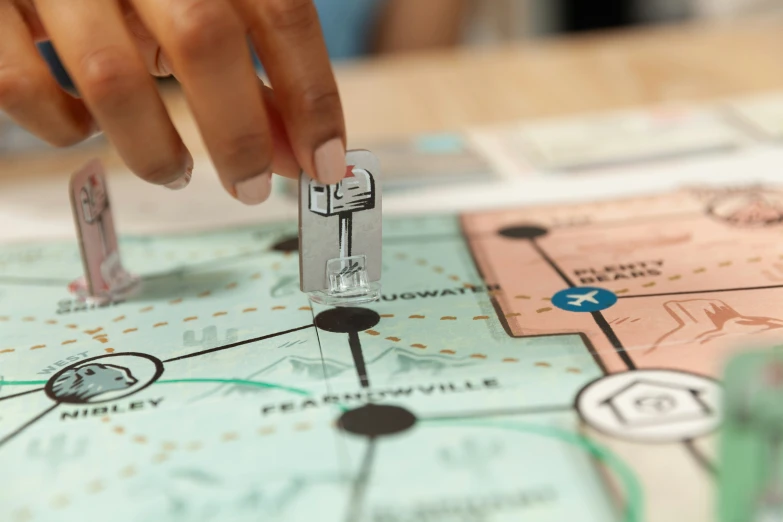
[45,353,163,404]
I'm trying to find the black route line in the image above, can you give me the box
[683,438,717,477]
[348,331,370,388]
[591,312,636,369]
[311,310,330,388]
[531,238,635,371]
[422,403,574,421]
[0,387,45,403]
[462,219,609,375]
[310,308,354,475]
[619,283,783,300]
[0,403,60,449]
[162,324,314,363]
[530,240,577,287]
[344,437,377,522]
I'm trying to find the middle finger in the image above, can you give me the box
[34,0,192,188]
[131,0,275,204]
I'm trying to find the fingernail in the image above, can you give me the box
[89,120,102,137]
[158,51,174,77]
[234,170,273,205]
[165,153,193,190]
[314,138,346,184]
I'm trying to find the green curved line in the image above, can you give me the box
[0,378,313,398]
[422,419,644,522]
[154,378,312,397]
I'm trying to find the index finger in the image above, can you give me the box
[233,0,346,185]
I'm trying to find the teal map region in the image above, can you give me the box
[0,213,639,522]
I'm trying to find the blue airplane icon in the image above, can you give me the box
[552,287,618,313]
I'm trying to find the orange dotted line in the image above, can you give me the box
[393,252,470,284]
[363,313,530,360]
[130,281,245,315]
[11,507,33,521]
[534,361,582,373]
[378,311,571,362]
[365,328,495,361]
[611,255,781,294]
[0,317,87,341]
[35,419,195,513]
[106,416,309,466]
[4,330,114,354]
[118,305,311,336]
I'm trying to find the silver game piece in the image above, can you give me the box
[299,149,382,306]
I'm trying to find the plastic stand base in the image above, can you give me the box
[306,255,381,307]
[68,274,141,305]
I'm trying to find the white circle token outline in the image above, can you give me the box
[575,369,722,443]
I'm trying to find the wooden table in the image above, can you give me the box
[4,16,783,180]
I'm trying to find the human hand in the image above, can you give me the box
[0,0,347,204]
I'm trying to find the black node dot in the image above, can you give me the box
[338,404,417,437]
[271,236,299,253]
[315,307,381,334]
[498,225,549,239]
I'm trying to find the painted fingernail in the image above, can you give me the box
[165,153,193,190]
[235,170,273,205]
[88,120,102,137]
[158,50,174,77]
[314,138,346,184]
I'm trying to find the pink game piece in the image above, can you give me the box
[68,159,138,303]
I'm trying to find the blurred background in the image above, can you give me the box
[308,0,783,58]
[38,0,783,87]
[6,0,783,234]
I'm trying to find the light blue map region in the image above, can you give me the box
[0,215,637,522]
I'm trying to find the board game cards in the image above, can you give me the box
[68,159,138,303]
[360,132,497,191]
[728,92,783,141]
[299,149,382,306]
[516,106,747,171]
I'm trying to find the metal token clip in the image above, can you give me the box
[68,159,139,304]
[299,149,382,306]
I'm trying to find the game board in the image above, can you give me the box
[2,182,782,522]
